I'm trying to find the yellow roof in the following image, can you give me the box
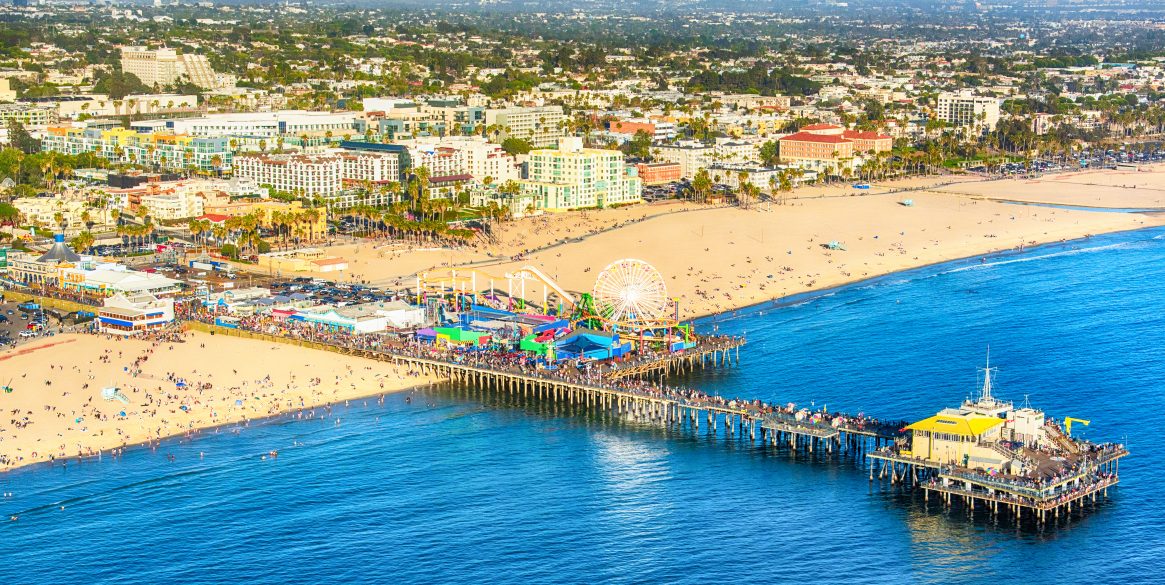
[906,414,1005,437]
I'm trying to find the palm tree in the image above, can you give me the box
[691,168,712,204]
[70,231,95,255]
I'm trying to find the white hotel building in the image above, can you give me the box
[234,154,344,197]
[234,151,401,202]
[936,91,1002,130]
[159,111,357,139]
[341,152,402,185]
[401,136,520,183]
[484,105,565,148]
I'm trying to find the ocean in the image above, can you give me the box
[3,226,1165,584]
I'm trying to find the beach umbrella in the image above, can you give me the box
[176,381,187,387]
[235,399,244,406]
[119,411,126,417]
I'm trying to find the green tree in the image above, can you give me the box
[501,137,533,156]
[7,120,40,154]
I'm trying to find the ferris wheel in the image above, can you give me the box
[593,259,670,325]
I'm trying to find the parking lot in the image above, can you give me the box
[0,301,50,347]
[266,277,406,306]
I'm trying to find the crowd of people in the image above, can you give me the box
[173,300,909,442]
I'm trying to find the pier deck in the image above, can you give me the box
[4,289,1125,527]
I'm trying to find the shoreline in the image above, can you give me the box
[5,224,1162,475]
[690,222,1165,323]
[0,331,442,474]
[1,378,441,477]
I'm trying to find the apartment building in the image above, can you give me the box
[13,197,112,233]
[611,119,678,142]
[408,145,467,179]
[484,105,565,148]
[233,154,343,196]
[936,91,1002,130]
[341,151,402,185]
[140,190,205,221]
[401,136,520,183]
[652,140,712,179]
[41,126,232,172]
[519,137,642,212]
[635,162,683,185]
[0,103,56,127]
[120,46,235,89]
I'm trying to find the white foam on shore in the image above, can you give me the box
[942,242,1135,275]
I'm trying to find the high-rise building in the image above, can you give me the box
[519,137,642,212]
[936,91,1001,130]
[484,106,565,148]
[120,46,235,89]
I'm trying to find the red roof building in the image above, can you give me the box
[778,125,892,168]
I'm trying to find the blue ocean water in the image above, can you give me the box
[3,226,1165,584]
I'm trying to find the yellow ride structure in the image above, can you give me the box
[1065,417,1091,437]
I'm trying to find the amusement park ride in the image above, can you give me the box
[415,258,695,349]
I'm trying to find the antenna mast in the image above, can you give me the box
[979,346,996,405]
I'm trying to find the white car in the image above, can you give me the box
[19,330,37,338]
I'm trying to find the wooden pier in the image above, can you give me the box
[186,321,904,459]
[867,446,1126,526]
[5,288,1124,527]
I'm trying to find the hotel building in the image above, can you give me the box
[41,126,232,172]
[519,138,642,212]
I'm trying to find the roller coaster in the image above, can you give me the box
[415,259,694,347]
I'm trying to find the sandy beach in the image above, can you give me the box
[932,165,1165,209]
[0,331,438,471]
[282,167,1165,320]
[489,191,1162,319]
[5,166,1164,472]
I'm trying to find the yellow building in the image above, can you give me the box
[257,248,348,273]
[904,413,1007,469]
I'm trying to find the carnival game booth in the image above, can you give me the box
[554,329,631,361]
[417,327,492,347]
[519,333,551,356]
[291,305,387,334]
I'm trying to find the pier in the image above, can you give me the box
[181,318,907,459]
[4,287,1127,527]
